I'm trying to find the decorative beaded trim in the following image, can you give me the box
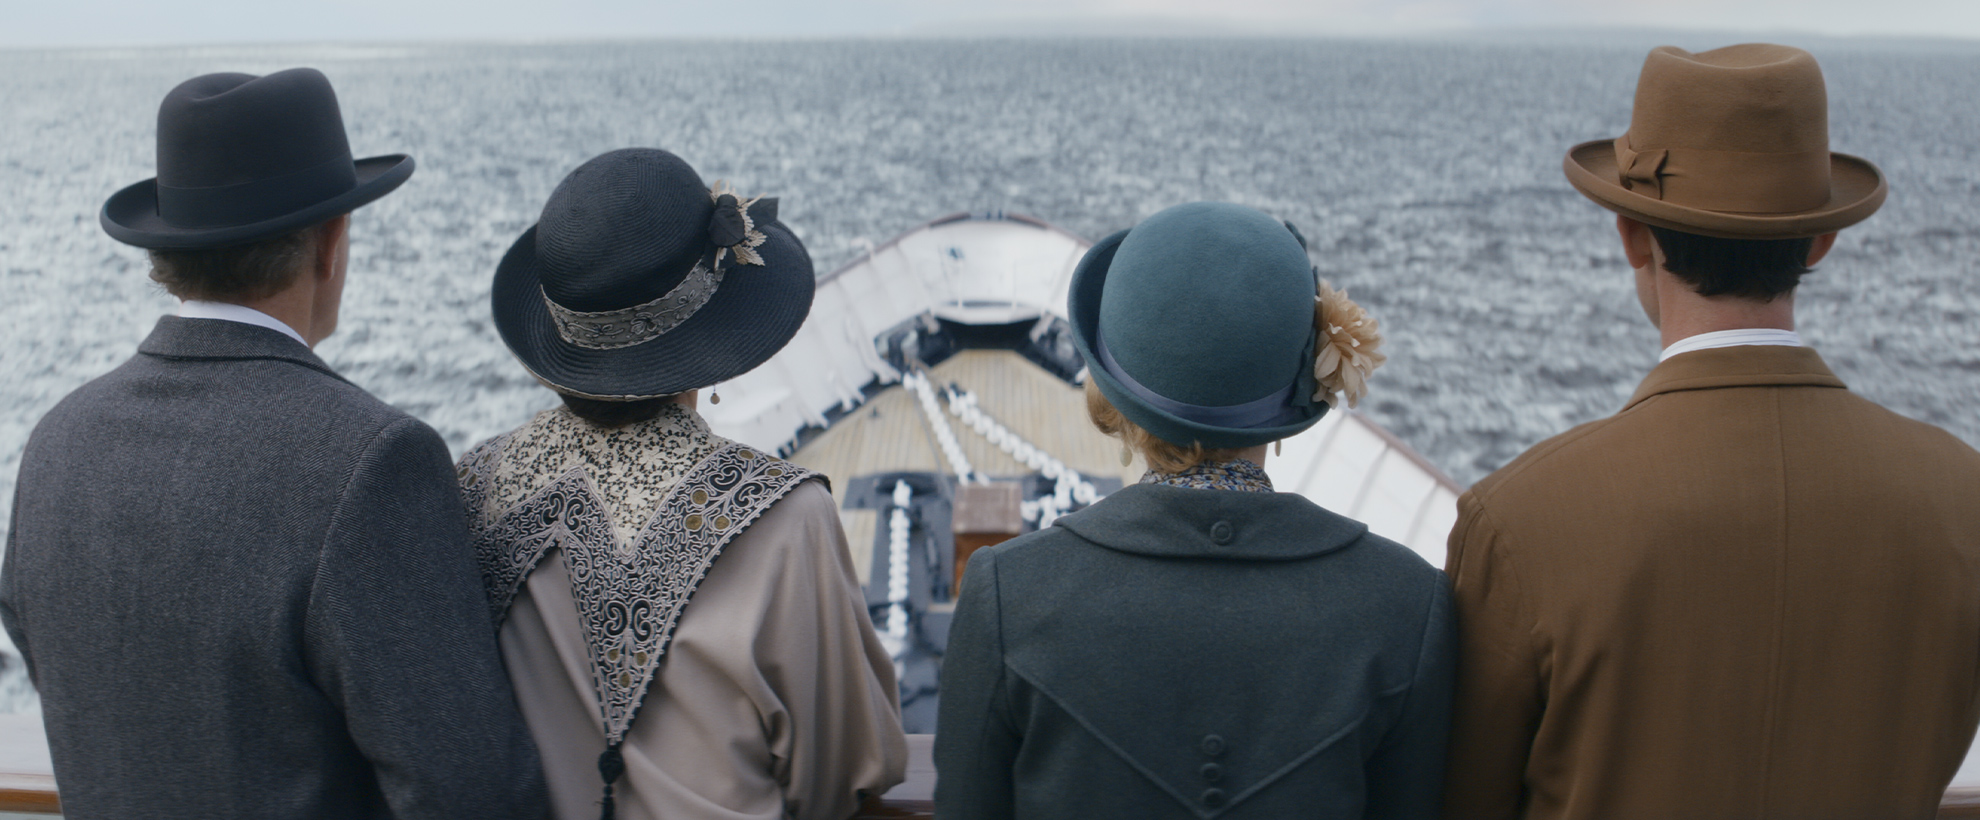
[540,259,722,350]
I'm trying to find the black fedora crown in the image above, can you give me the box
[156,70,354,227]
[101,67,413,249]
[536,150,717,313]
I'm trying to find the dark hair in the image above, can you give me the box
[559,394,676,428]
[1648,225,1815,301]
[147,226,317,301]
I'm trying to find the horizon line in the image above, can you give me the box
[5,22,1980,52]
[11,19,1980,51]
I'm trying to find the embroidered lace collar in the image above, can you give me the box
[467,403,724,543]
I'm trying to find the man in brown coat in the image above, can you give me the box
[1442,44,1980,820]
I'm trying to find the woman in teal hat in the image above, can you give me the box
[933,202,1453,819]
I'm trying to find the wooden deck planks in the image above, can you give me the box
[929,350,1145,487]
[788,350,1145,583]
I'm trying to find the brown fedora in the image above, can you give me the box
[1564,43,1885,240]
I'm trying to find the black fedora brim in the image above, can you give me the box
[491,221,815,400]
[100,154,414,250]
[1067,229,1327,451]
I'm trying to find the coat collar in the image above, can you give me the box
[137,314,349,384]
[1623,344,1845,412]
[1051,482,1368,561]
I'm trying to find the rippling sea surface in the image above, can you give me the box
[4,38,1980,713]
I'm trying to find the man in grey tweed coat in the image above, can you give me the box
[0,69,547,818]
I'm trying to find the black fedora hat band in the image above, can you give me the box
[156,154,357,230]
[543,258,723,350]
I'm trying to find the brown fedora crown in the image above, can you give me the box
[1564,43,1885,239]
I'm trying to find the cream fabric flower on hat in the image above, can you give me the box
[707,180,768,269]
[1312,280,1386,409]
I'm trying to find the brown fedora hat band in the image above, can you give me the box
[1615,133,1831,215]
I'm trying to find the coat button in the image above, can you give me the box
[1209,521,1234,544]
[1202,788,1228,808]
[1200,762,1223,783]
[1200,734,1226,757]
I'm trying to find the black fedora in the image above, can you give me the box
[101,68,413,250]
[491,148,815,400]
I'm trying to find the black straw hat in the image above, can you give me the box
[101,68,413,250]
[491,148,815,400]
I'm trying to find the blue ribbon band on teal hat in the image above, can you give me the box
[1094,330,1310,430]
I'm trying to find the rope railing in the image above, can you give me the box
[879,480,914,667]
[941,386,1100,528]
[902,371,979,484]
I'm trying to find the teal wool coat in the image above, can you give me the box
[934,482,1453,820]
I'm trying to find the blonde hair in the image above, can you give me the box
[1084,380,1250,474]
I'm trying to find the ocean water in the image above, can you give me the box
[3,38,1980,716]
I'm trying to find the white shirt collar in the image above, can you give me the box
[177,300,310,349]
[1659,328,1802,362]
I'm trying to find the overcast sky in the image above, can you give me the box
[8,0,1980,47]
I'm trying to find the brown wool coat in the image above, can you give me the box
[1442,345,1980,820]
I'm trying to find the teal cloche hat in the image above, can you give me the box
[1068,202,1325,450]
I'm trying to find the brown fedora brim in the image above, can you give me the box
[1564,139,1886,240]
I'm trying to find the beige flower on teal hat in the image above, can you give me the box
[1313,280,1385,409]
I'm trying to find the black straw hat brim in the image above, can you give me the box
[100,154,414,250]
[491,221,816,400]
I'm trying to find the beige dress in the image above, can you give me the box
[460,405,906,820]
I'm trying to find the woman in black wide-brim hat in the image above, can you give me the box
[934,202,1455,820]
[457,148,906,820]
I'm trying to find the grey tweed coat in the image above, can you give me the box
[0,316,548,819]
